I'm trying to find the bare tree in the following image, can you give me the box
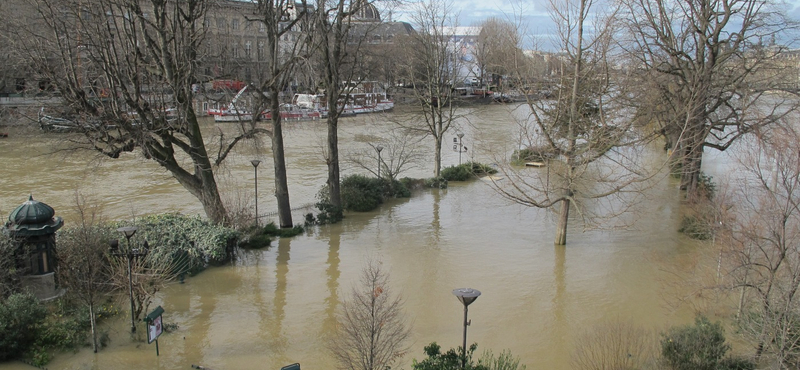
[8,0,267,224]
[619,0,798,197]
[474,17,524,89]
[717,122,800,367]
[313,0,383,215]
[346,129,426,182]
[107,237,177,333]
[328,258,411,370]
[56,193,113,353]
[247,0,318,228]
[488,0,650,245]
[399,0,463,178]
[571,319,658,370]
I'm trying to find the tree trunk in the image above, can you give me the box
[679,126,705,196]
[327,114,342,210]
[89,302,97,353]
[270,94,293,228]
[147,109,228,224]
[555,198,570,245]
[434,131,443,177]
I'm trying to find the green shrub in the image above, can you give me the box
[660,315,754,370]
[678,215,712,240]
[512,147,554,164]
[412,342,488,370]
[239,222,304,248]
[341,174,386,211]
[385,178,411,198]
[426,176,448,189]
[0,293,47,361]
[400,177,428,191]
[262,222,304,237]
[442,165,473,181]
[441,162,498,181]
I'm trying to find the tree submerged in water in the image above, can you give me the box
[328,258,411,370]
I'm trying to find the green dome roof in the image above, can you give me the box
[9,195,55,225]
[6,195,63,236]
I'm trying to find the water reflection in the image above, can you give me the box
[322,228,341,336]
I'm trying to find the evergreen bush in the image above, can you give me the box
[341,175,386,211]
[441,162,498,181]
[0,293,46,361]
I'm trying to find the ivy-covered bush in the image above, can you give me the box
[116,213,238,273]
[0,293,46,361]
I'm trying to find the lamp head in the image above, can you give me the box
[117,226,138,239]
[452,288,481,306]
[376,145,384,153]
[251,159,261,168]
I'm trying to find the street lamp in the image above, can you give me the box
[110,226,149,334]
[452,288,481,370]
[251,159,261,225]
[453,133,468,165]
[376,145,384,179]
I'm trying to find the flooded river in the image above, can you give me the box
[0,105,708,369]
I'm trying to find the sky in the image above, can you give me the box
[388,0,800,52]
[388,0,557,49]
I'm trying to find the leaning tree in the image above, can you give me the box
[8,0,271,224]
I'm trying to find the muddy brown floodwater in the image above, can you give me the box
[0,104,710,370]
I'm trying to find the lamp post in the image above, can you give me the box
[376,145,384,179]
[110,226,148,334]
[251,159,261,225]
[452,288,481,370]
[453,133,467,165]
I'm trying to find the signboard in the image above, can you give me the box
[148,314,162,344]
[144,306,165,345]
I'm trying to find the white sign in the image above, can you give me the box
[148,315,163,344]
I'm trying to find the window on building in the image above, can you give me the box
[245,41,252,57]
[259,23,265,33]
[231,19,239,31]
[217,18,225,29]
[258,42,264,60]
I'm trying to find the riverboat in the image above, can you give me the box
[38,108,81,132]
[208,86,323,122]
[293,81,394,117]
